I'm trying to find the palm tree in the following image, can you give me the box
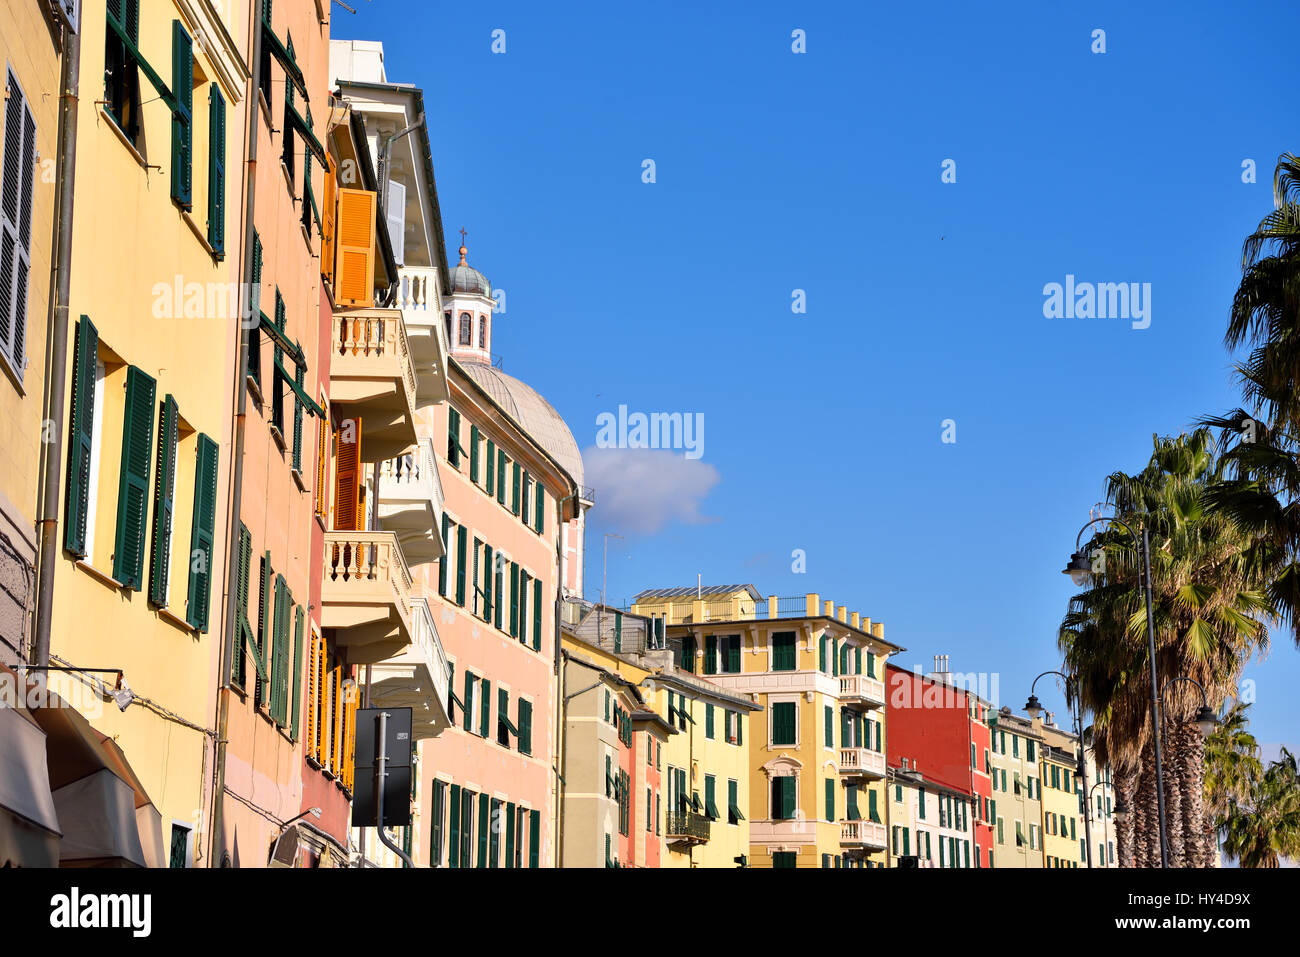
[1219,748,1300,868]
[1061,430,1276,866]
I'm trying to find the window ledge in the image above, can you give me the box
[291,468,306,492]
[157,605,199,635]
[100,106,150,171]
[246,375,263,404]
[0,350,26,395]
[180,206,224,262]
[75,559,125,591]
[280,160,296,199]
[314,513,327,532]
[270,424,287,453]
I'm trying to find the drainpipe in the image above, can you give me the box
[209,8,264,867]
[32,22,81,669]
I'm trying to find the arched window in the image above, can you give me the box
[478,316,487,349]
[458,313,472,345]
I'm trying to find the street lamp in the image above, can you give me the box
[1062,551,1093,586]
[1160,675,1219,741]
[1064,514,1169,868]
[1024,669,1093,868]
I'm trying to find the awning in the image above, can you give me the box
[27,677,164,867]
[0,681,61,867]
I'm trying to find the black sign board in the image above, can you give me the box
[351,707,413,828]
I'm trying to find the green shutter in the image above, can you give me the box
[231,525,251,687]
[818,636,827,672]
[447,407,460,465]
[477,793,489,867]
[494,559,503,630]
[246,234,262,385]
[147,394,179,606]
[64,317,98,556]
[291,362,304,472]
[289,604,304,739]
[521,471,530,524]
[469,424,480,482]
[825,778,835,821]
[485,440,495,494]
[448,785,461,868]
[509,561,519,636]
[532,577,542,651]
[705,703,715,738]
[504,801,516,867]
[170,21,193,209]
[518,699,532,755]
[511,462,521,514]
[184,434,218,629]
[825,705,833,747]
[207,85,226,254]
[112,366,157,589]
[496,454,506,504]
[455,525,467,605]
[462,672,475,732]
[479,678,490,737]
[704,635,717,674]
[483,544,494,619]
[780,777,796,819]
[533,482,544,533]
[438,515,451,596]
[528,809,540,867]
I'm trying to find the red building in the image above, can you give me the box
[886,659,994,867]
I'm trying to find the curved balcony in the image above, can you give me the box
[395,266,450,406]
[377,438,444,566]
[331,310,417,461]
[321,531,413,665]
[368,596,451,740]
[839,674,885,710]
[840,819,887,850]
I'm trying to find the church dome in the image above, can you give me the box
[448,242,490,297]
[456,359,584,489]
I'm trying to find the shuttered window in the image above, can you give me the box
[704,635,717,675]
[112,366,156,589]
[772,701,796,745]
[528,809,540,867]
[532,577,542,651]
[479,678,490,737]
[246,233,262,386]
[289,605,305,740]
[533,483,544,534]
[333,417,362,530]
[254,552,272,708]
[455,525,467,606]
[170,21,193,209]
[824,705,833,747]
[771,776,795,819]
[321,153,337,285]
[0,67,35,378]
[520,471,531,525]
[147,394,179,606]
[508,561,519,637]
[437,514,450,596]
[477,793,490,867]
[772,631,797,671]
[184,434,219,630]
[63,317,98,556]
[485,440,495,495]
[446,407,461,466]
[104,0,143,142]
[517,698,533,755]
[496,453,506,505]
[825,778,836,821]
[230,524,254,689]
[334,188,376,306]
[511,462,521,514]
[469,423,480,481]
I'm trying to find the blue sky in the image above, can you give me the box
[342,1,1300,751]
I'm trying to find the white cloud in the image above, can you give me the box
[582,446,720,534]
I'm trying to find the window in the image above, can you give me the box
[770,776,796,820]
[772,851,797,869]
[704,775,719,821]
[168,824,191,868]
[458,313,472,345]
[720,634,741,673]
[478,316,486,348]
[104,0,144,143]
[113,365,157,590]
[517,698,533,755]
[771,701,797,745]
[447,407,463,466]
[0,67,35,379]
[147,395,179,609]
[727,779,742,825]
[705,704,714,739]
[771,631,797,671]
[825,778,836,821]
[824,705,833,747]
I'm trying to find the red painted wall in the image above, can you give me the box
[886,664,975,794]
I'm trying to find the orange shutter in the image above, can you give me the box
[334,187,376,307]
[314,405,329,520]
[305,632,319,763]
[321,154,338,287]
[332,417,363,530]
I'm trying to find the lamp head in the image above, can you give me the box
[1063,550,1093,587]
[1112,799,1129,824]
[1024,694,1044,720]
[1195,705,1219,739]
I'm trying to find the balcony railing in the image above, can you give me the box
[840,820,887,849]
[395,265,449,405]
[377,437,444,566]
[321,530,413,664]
[838,674,886,709]
[664,811,711,845]
[838,747,886,779]
[331,311,418,460]
[369,595,452,739]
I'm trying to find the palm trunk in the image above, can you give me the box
[1116,764,1137,867]
[1175,722,1211,867]
[1163,724,1185,866]
[1134,745,1157,867]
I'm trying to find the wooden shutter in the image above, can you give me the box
[825,778,835,821]
[504,801,516,868]
[462,672,474,732]
[321,153,337,285]
[334,187,376,306]
[246,233,262,386]
[333,417,362,530]
[455,525,467,605]
[254,553,271,708]
[314,402,328,519]
[438,514,451,596]
[305,630,319,760]
[446,407,460,466]
[479,678,490,737]
[485,440,495,494]
[483,544,493,620]
[493,559,503,630]
[476,793,489,867]
[448,785,461,868]
[184,433,219,629]
[0,67,35,375]
[518,699,532,755]
[511,462,521,514]
[532,577,542,651]
[469,424,480,482]
[496,454,505,504]
[112,366,157,589]
[170,21,193,209]
[290,605,305,740]
[147,394,179,607]
[232,524,251,688]
[207,86,226,254]
[533,484,544,534]
[508,561,519,636]
[63,317,98,556]
[528,809,540,867]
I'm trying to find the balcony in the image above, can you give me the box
[839,674,886,709]
[664,811,711,846]
[395,266,450,406]
[331,310,418,461]
[377,438,444,566]
[840,820,887,850]
[838,747,886,780]
[321,531,413,664]
[368,596,452,740]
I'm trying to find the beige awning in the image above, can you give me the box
[0,692,61,867]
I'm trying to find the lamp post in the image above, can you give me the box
[1085,779,1115,866]
[1024,670,1093,868]
[1063,515,1169,868]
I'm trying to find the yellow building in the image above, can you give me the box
[561,599,759,867]
[631,587,902,868]
[0,0,64,670]
[1038,716,1116,868]
[41,0,245,866]
[988,707,1045,867]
